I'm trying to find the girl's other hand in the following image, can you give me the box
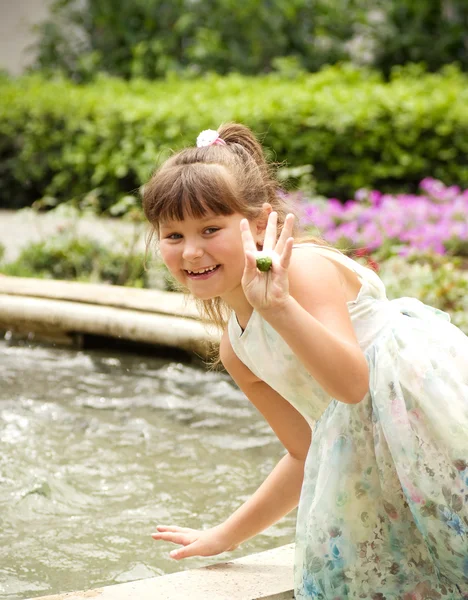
[240,210,295,313]
[152,524,238,560]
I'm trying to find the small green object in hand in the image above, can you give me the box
[256,254,273,272]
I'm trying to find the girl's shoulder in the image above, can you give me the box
[289,243,364,305]
[292,242,357,271]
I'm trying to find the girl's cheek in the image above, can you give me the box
[159,243,173,264]
[159,247,178,274]
[163,256,186,285]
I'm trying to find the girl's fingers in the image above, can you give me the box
[243,250,258,278]
[240,219,258,255]
[155,525,193,533]
[262,211,278,252]
[279,237,294,270]
[170,542,200,560]
[275,213,295,256]
[152,531,193,545]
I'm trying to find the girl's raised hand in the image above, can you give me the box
[152,524,238,560]
[240,210,295,313]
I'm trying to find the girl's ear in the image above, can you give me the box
[255,203,272,244]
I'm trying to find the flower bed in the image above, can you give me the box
[302,178,468,263]
[300,178,468,333]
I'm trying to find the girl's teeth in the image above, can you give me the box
[189,266,217,274]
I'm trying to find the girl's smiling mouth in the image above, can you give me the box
[185,265,221,279]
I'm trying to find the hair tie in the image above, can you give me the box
[196,129,227,148]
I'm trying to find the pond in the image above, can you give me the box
[0,339,295,600]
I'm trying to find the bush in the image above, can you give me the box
[379,255,468,335]
[0,234,150,287]
[2,64,468,208]
[32,0,468,81]
[32,0,316,80]
[304,0,468,76]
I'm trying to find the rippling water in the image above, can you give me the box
[0,340,295,600]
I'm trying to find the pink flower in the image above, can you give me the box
[300,178,468,260]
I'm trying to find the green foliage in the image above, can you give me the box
[0,199,169,289]
[305,0,468,75]
[2,65,468,208]
[31,0,314,80]
[380,255,468,334]
[0,234,149,287]
[379,1,468,75]
[31,0,468,81]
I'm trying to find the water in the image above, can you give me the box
[0,339,295,600]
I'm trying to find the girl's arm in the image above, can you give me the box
[153,331,311,558]
[214,332,311,547]
[241,211,369,405]
[260,249,369,405]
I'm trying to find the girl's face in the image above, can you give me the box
[159,211,258,303]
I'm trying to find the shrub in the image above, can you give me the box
[379,256,468,335]
[32,0,468,81]
[2,65,468,209]
[0,234,149,287]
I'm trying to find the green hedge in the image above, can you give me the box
[2,64,468,208]
[33,0,468,80]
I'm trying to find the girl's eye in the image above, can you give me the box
[166,233,182,240]
[204,227,219,235]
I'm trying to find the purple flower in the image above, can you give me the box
[300,178,468,258]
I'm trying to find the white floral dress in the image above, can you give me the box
[228,244,468,600]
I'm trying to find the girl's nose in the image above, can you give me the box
[182,242,204,261]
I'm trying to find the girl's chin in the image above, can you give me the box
[189,289,219,301]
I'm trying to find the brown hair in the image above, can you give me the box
[142,122,329,339]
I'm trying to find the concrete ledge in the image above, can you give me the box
[26,544,294,600]
[0,277,221,357]
[0,295,220,356]
[0,276,199,317]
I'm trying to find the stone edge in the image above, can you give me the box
[25,544,295,600]
[0,277,222,358]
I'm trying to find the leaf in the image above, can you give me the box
[383,500,398,519]
[451,494,463,512]
[308,556,324,573]
[442,486,452,505]
[420,500,437,518]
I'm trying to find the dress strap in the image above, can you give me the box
[292,243,387,299]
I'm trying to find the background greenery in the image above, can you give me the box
[32,0,468,81]
[2,0,467,327]
[2,64,468,210]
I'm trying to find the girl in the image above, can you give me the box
[144,123,468,599]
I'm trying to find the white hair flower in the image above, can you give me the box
[196,129,226,147]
